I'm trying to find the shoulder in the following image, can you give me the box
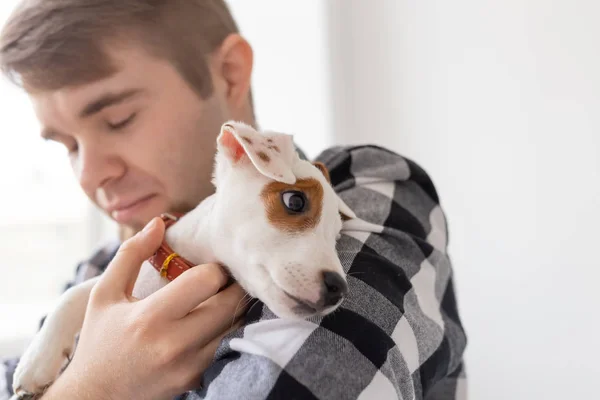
[192,145,467,398]
[315,144,445,246]
[316,144,439,203]
[314,145,466,395]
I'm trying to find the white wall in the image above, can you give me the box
[326,1,600,399]
[226,0,332,159]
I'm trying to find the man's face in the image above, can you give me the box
[30,44,231,232]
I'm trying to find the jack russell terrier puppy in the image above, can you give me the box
[10,121,356,399]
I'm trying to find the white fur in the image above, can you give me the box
[10,121,356,399]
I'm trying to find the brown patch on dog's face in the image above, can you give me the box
[268,145,281,153]
[257,151,270,162]
[261,178,324,233]
[242,136,253,145]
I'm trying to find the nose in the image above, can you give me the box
[321,271,349,307]
[76,143,125,193]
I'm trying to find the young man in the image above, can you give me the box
[0,1,467,399]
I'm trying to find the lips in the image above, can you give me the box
[105,194,153,213]
[283,290,319,314]
[105,194,157,223]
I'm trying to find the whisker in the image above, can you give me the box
[240,297,255,311]
[231,293,252,327]
[245,299,263,317]
[347,271,366,277]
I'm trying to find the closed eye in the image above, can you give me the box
[108,113,136,130]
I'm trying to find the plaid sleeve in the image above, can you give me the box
[0,242,119,399]
[184,145,468,400]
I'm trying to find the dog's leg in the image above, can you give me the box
[11,277,99,399]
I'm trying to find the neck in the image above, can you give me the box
[157,194,218,265]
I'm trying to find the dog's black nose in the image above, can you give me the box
[321,271,349,307]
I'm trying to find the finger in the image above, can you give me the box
[143,263,229,319]
[178,283,249,345]
[95,217,165,301]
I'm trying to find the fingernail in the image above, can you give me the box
[142,218,157,233]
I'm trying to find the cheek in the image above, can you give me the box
[123,118,200,197]
[161,121,221,198]
[123,137,172,184]
[233,263,272,298]
[135,91,225,199]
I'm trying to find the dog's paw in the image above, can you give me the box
[11,332,74,399]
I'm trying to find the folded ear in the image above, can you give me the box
[312,161,356,221]
[217,121,297,184]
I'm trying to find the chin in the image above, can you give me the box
[262,291,340,321]
[265,300,315,320]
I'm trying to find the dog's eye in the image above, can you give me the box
[282,191,307,213]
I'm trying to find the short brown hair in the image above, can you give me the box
[0,0,239,97]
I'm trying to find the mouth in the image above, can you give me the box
[258,264,343,318]
[106,194,158,223]
[282,290,320,315]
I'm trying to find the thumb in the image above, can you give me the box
[95,217,165,301]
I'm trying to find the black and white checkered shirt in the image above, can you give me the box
[1,145,467,400]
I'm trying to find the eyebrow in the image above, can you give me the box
[79,88,143,118]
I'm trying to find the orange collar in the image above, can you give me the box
[147,213,196,281]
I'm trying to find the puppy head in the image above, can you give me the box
[210,121,355,319]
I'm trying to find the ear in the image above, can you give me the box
[215,34,253,108]
[218,124,246,162]
[312,161,356,221]
[312,161,331,183]
[217,121,297,184]
[338,198,356,221]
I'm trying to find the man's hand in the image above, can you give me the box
[43,217,247,400]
